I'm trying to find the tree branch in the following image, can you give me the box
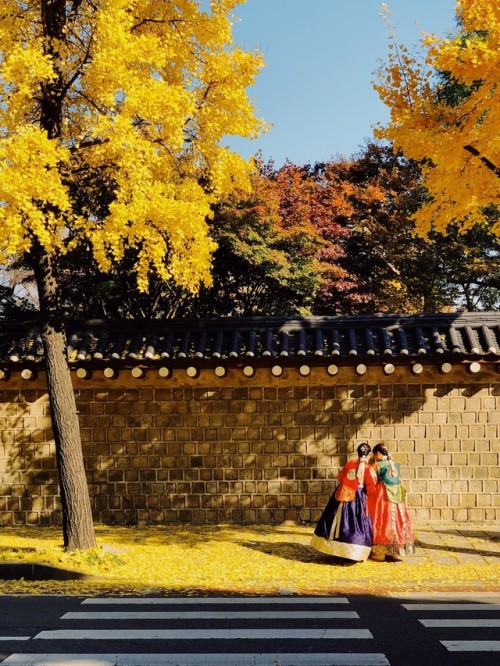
[464,144,500,178]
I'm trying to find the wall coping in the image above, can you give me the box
[1,313,500,380]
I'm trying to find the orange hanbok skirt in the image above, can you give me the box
[367,482,415,555]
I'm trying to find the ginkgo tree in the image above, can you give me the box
[374,0,499,237]
[0,0,265,550]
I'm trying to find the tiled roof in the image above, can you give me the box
[1,312,500,368]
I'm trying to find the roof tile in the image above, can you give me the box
[1,313,500,367]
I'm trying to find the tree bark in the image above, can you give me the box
[32,241,96,550]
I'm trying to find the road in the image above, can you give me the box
[0,592,499,665]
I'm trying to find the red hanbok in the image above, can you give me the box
[367,457,415,560]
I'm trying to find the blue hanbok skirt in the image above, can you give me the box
[310,488,373,561]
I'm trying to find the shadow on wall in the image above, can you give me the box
[0,388,62,526]
[0,375,493,526]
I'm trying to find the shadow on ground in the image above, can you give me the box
[414,540,500,558]
[0,562,95,580]
[241,540,358,567]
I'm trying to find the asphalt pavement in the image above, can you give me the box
[1,590,500,665]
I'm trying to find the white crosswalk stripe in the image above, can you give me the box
[441,641,500,652]
[63,610,360,620]
[403,603,500,611]
[401,593,500,655]
[2,596,390,666]
[34,628,373,640]
[420,619,500,627]
[1,654,391,666]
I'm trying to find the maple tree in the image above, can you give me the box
[199,159,360,317]
[0,0,264,549]
[327,143,430,313]
[274,161,354,314]
[194,162,324,316]
[374,0,499,237]
[301,144,425,314]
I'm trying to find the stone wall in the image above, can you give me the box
[1,364,499,526]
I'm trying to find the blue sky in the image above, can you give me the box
[228,0,457,166]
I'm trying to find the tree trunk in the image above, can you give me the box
[32,241,96,551]
[32,1,96,551]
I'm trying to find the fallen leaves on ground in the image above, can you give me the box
[0,524,498,596]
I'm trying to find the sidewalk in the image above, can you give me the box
[405,523,500,566]
[0,522,499,595]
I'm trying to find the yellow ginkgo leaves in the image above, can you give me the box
[0,524,498,597]
[0,0,266,293]
[374,0,500,237]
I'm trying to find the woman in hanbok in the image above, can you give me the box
[310,443,377,562]
[368,443,415,562]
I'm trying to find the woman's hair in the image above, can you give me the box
[373,442,397,476]
[357,442,371,458]
[356,443,371,486]
[372,443,388,457]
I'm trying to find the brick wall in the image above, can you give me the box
[1,364,499,526]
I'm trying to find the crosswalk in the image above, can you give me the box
[1,657,388,666]
[2,593,500,665]
[400,592,500,654]
[2,596,388,666]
